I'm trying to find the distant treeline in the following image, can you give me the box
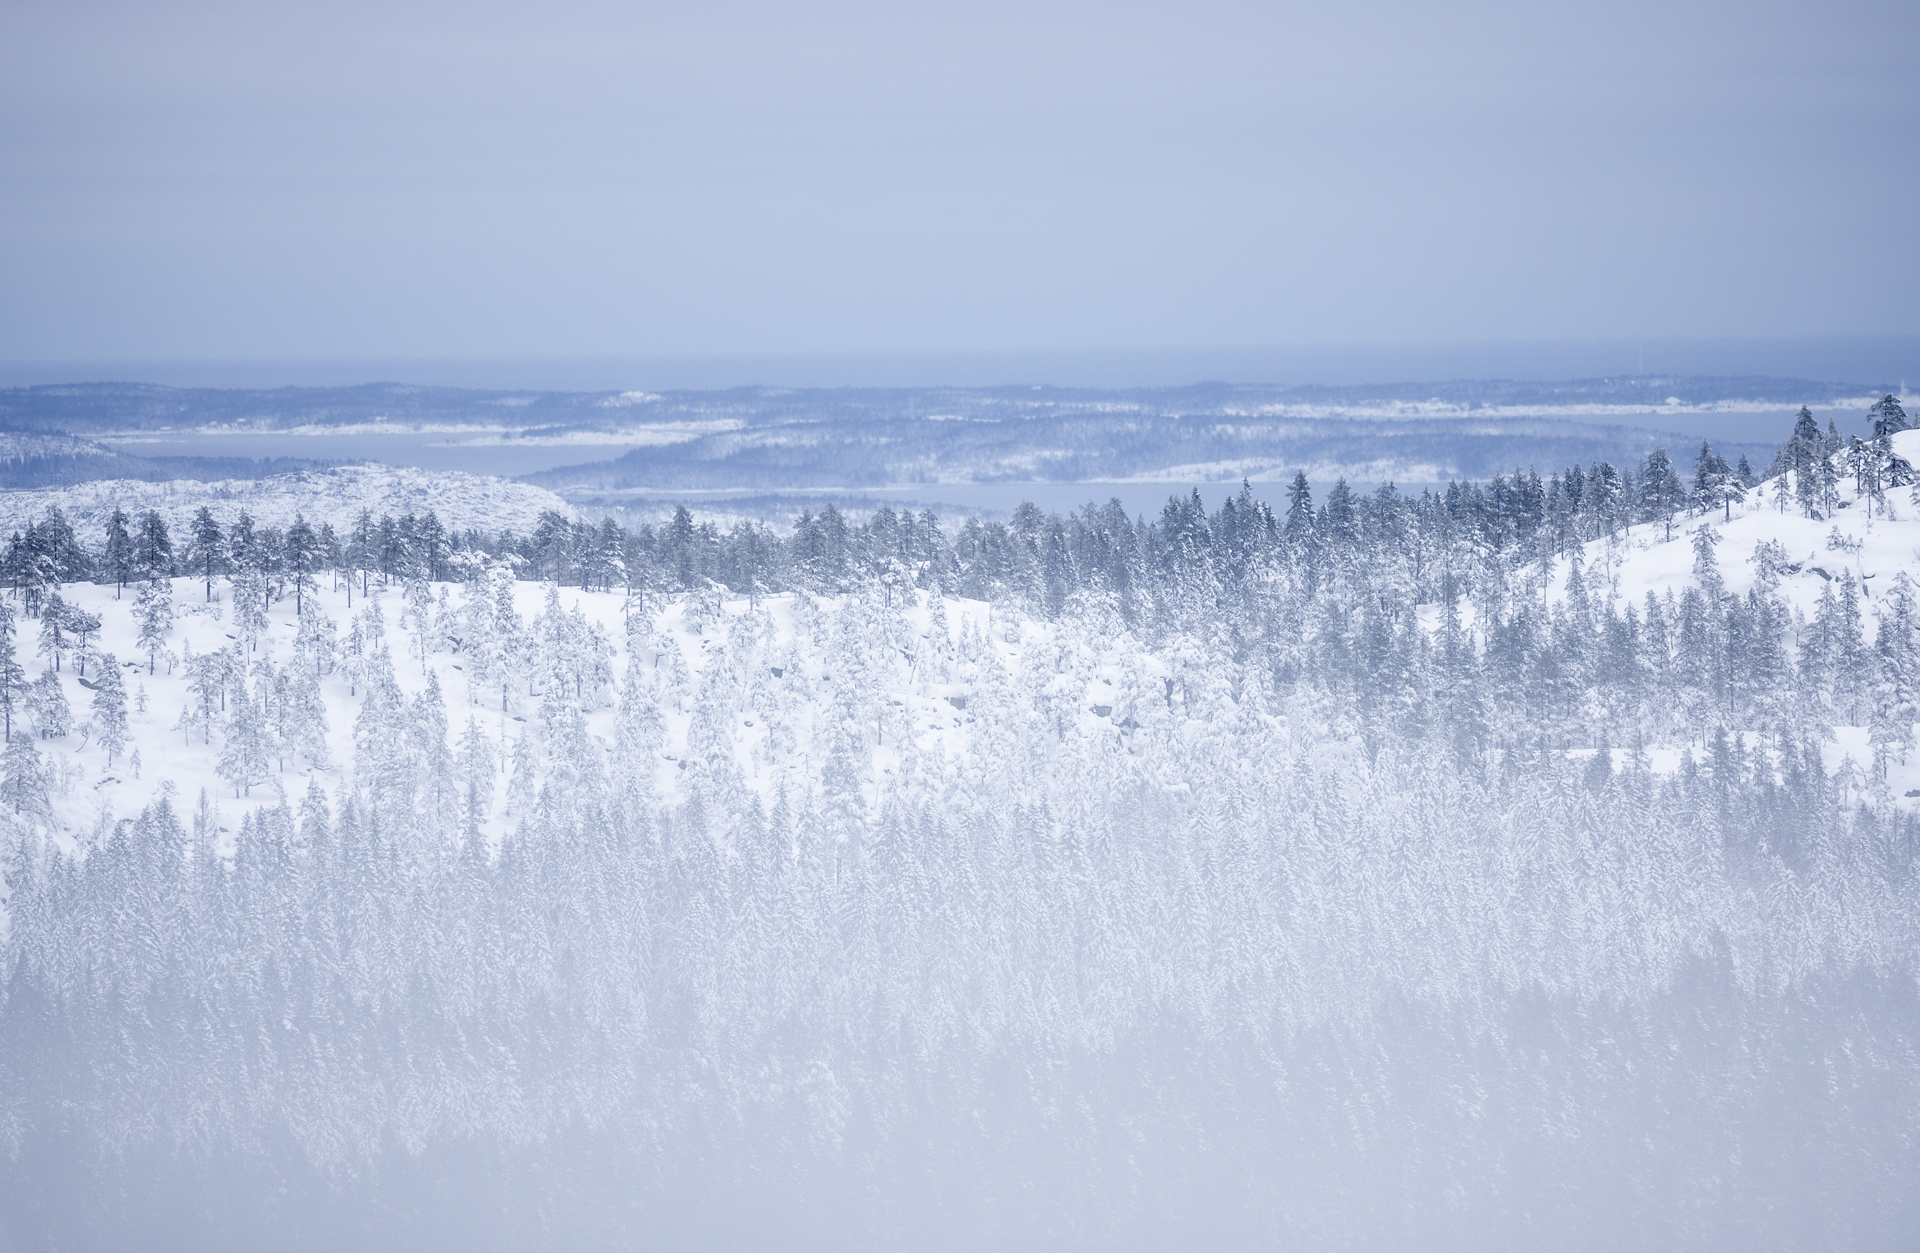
[4,403,1909,625]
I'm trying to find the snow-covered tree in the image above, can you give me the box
[134,578,174,674]
[1868,392,1909,438]
[456,715,496,835]
[36,592,69,672]
[103,506,134,598]
[230,567,269,652]
[88,652,129,766]
[25,669,71,739]
[0,732,49,821]
[292,608,337,677]
[133,509,173,581]
[189,506,226,602]
[217,668,271,797]
[0,601,25,742]
[1639,447,1686,540]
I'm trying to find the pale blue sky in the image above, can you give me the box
[2,0,1915,369]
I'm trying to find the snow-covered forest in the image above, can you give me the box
[2,400,1919,1248]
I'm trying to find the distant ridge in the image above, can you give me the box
[0,375,1888,436]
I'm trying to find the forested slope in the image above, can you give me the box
[0,404,1917,1249]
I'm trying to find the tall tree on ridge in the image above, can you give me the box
[190,507,226,603]
[103,507,134,599]
[134,510,173,581]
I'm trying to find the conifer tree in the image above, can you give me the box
[457,715,496,836]
[103,507,134,598]
[26,669,71,739]
[284,514,318,614]
[133,510,173,580]
[0,602,25,741]
[1640,448,1686,540]
[66,605,101,676]
[37,593,69,672]
[190,506,226,602]
[1690,525,1723,601]
[1868,393,1909,438]
[230,567,269,652]
[89,652,129,767]
[0,732,49,821]
[218,671,270,797]
[134,577,174,674]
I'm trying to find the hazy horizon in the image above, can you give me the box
[3,334,1918,394]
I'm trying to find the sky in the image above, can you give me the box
[2,0,1916,377]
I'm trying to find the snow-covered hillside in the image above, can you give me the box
[19,550,1917,857]
[1546,428,1920,629]
[8,574,1025,849]
[5,433,1919,1247]
[0,464,573,541]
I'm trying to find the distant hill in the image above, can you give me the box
[4,376,1879,495]
[0,430,345,489]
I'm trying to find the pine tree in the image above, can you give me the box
[66,605,101,677]
[1283,470,1314,541]
[1640,448,1686,540]
[184,646,226,745]
[218,668,270,797]
[90,652,129,766]
[37,593,69,672]
[1832,575,1868,725]
[288,667,331,770]
[1696,441,1744,520]
[1690,525,1723,601]
[1869,573,1919,775]
[230,567,269,652]
[134,578,174,674]
[505,731,539,818]
[347,508,375,602]
[103,507,134,598]
[1790,405,1823,517]
[285,514,318,615]
[1868,393,1909,439]
[457,715,497,836]
[403,577,435,673]
[0,732,49,821]
[190,506,226,603]
[0,602,25,741]
[134,510,173,580]
[293,609,337,677]
[26,669,72,739]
